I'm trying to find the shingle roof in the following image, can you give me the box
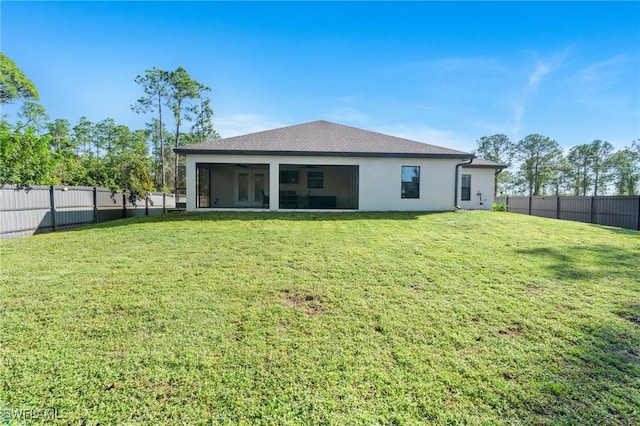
[462,158,508,169]
[174,120,473,158]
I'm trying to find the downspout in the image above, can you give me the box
[454,158,474,209]
[494,168,503,198]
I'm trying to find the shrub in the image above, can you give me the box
[492,202,508,212]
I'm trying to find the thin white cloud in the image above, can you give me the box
[528,64,551,88]
[510,49,572,138]
[573,55,629,85]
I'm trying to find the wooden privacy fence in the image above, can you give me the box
[0,185,176,240]
[495,195,640,231]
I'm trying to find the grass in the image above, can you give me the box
[1,211,639,425]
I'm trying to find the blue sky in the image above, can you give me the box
[2,1,639,152]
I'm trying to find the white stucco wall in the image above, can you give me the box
[458,167,497,210]
[185,154,466,212]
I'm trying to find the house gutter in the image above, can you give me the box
[454,158,474,209]
[493,168,504,199]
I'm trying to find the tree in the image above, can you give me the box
[475,134,514,195]
[0,121,56,186]
[46,119,71,152]
[166,67,210,198]
[46,118,86,185]
[515,134,562,196]
[546,155,571,196]
[145,118,172,189]
[132,68,171,194]
[475,134,514,163]
[132,66,216,201]
[95,118,118,159]
[567,144,593,196]
[566,140,614,195]
[495,169,518,195]
[72,116,95,156]
[15,100,49,134]
[186,98,220,144]
[0,53,39,104]
[590,139,613,195]
[104,126,154,196]
[606,142,640,195]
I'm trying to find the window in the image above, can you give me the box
[401,166,420,199]
[307,171,323,188]
[279,170,299,184]
[461,174,471,201]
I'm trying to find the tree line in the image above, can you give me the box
[475,134,639,197]
[0,53,218,197]
[2,53,638,197]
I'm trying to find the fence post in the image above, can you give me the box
[528,196,532,216]
[122,193,127,218]
[556,196,561,219]
[49,185,57,231]
[162,192,166,213]
[145,194,149,216]
[93,187,98,223]
[590,196,595,225]
[637,196,640,231]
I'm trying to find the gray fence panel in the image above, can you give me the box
[558,197,592,224]
[167,194,176,209]
[96,210,124,222]
[495,196,507,205]
[54,187,95,227]
[500,195,639,231]
[55,186,94,208]
[96,189,124,222]
[1,185,176,239]
[148,192,176,209]
[531,197,557,218]
[147,193,176,210]
[96,189,121,208]
[592,196,639,230]
[0,186,53,239]
[127,202,148,217]
[1,209,53,238]
[506,196,530,214]
[0,185,51,210]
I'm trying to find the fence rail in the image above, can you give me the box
[495,195,640,231]
[1,185,176,240]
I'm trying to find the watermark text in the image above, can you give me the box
[1,407,64,421]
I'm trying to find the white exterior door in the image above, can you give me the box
[235,170,268,207]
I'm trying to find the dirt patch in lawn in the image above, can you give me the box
[498,325,523,337]
[617,303,640,326]
[281,290,323,315]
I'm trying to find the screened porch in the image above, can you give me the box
[195,163,359,209]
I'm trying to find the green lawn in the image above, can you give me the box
[1,211,639,425]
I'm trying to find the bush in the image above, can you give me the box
[492,202,508,212]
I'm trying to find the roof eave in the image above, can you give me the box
[173,148,474,159]
[462,164,508,169]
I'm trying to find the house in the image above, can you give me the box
[174,120,505,212]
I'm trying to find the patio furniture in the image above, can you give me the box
[279,190,298,208]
